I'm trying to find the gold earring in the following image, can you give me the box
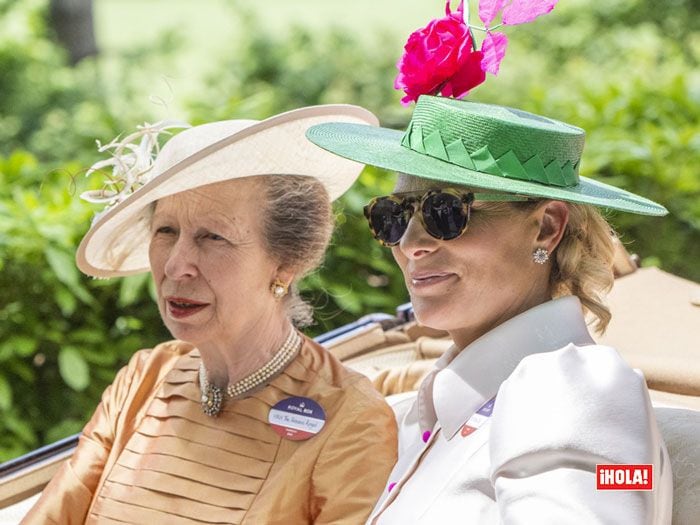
[270,279,288,299]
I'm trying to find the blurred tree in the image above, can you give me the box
[48,0,97,64]
[0,0,698,461]
[0,0,21,16]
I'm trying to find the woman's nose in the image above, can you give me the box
[397,213,439,259]
[163,238,199,280]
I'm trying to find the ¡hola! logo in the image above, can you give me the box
[596,464,653,490]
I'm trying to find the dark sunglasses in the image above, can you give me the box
[363,188,530,246]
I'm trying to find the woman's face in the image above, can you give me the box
[390,177,564,348]
[149,178,284,348]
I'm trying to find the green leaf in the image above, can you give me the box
[58,346,90,391]
[4,414,37,447]
[54,286,78,316]
[44,245,94,304]
[0,336,37,361]
[45,245,80,287]
[327,284,363,313]
[70,329,105,344]
[0,375,12,411]
[79,346,118,367]
[8,335,37,357]
[5,359,34,383]
[1,150,38,180]
[118,273,150,307]
[46,418,84,444]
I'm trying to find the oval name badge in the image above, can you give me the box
[268,396,326,441]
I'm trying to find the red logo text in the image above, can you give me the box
[596,464,653,490]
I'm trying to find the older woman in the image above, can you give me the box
[307,96,673,523]
[24,106,398,524]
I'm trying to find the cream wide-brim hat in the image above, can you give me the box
[76,104,378,278]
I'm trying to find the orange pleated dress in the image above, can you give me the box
[23,336,398,524]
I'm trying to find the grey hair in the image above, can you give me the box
[258,175,334,327]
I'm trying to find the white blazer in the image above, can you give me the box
[368,296,672,524]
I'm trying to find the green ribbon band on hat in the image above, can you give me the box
[398,96,584,188]
[401,121,579,187]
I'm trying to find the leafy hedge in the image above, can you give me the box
[1,0,698,460]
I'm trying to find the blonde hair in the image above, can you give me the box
[549,203,615,334]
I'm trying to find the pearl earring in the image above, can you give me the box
[270,279,288,299]
[532,247,549,264]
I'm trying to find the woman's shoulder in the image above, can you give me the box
[492,343,655,463]
[145,339,196,360]
[121,338,194,371]
[500,343,649,412]
[110,340,195,396]
[506,343,645,390]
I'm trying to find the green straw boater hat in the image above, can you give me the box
[306,95,667,216]
[305,0,666,215]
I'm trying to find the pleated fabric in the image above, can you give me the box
[60,338,400,525]
[84,353,256,523]
[24,337,397,525]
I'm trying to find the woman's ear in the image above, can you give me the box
[273,265,296,289]
[535,200,569,252]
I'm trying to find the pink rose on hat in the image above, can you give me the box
[395,0,560,105]
[395,0,485,105]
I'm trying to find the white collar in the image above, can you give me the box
[418,296,595,439]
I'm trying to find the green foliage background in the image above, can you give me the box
[1,0,699,460]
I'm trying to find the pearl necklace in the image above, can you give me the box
[198,329,301,417]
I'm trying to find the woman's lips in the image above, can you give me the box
[165,296,209,319]
[409,272,456,290]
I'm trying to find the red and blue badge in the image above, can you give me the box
[460,396,496,438]
[268,396,326,441]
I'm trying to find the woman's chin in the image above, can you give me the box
[411,299,456,332]
[164,322,204,346]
